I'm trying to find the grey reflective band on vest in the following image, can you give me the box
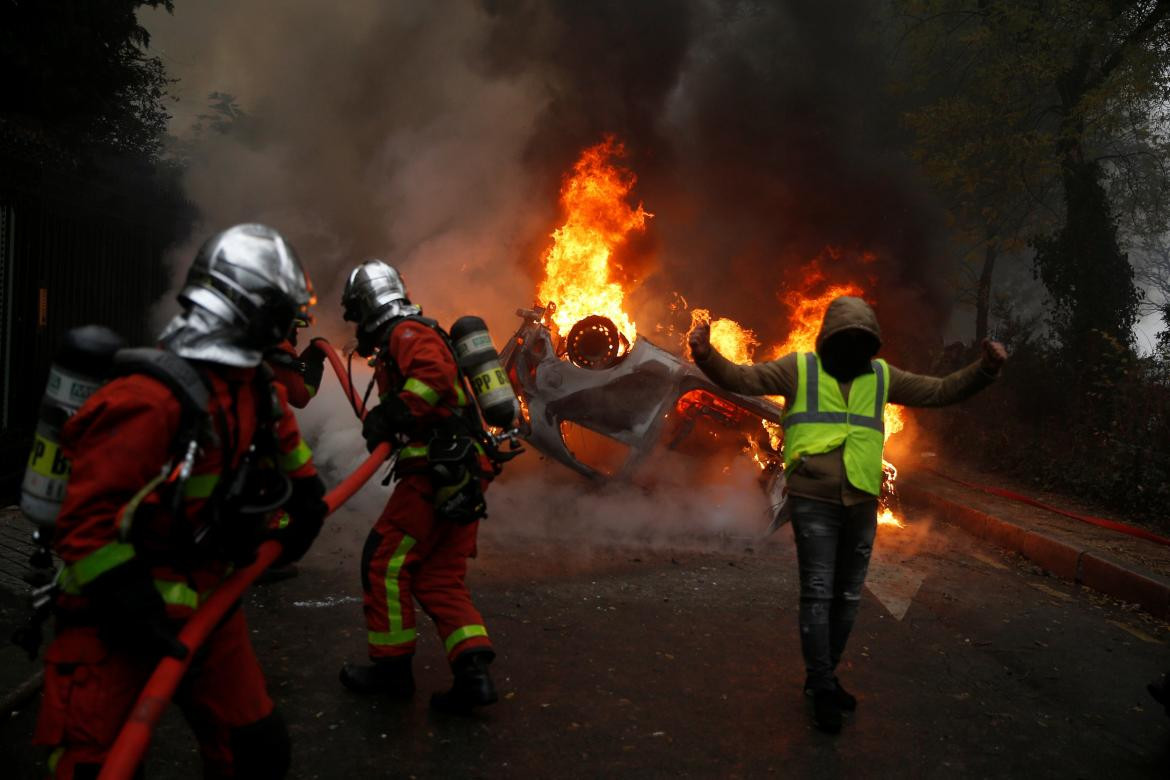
[782,353,885,433]
[849,415,884,433]
[783,411,850,429]
[872,359,885,420]
[806,353,819,413]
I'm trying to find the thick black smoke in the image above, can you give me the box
[148,0,950,363]
[476,0,951,363]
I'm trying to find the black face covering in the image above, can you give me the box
[818,330,879,382]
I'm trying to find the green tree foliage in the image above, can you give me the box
[900,1,1170,525]
[0,0,176,161]
[896,0,1170,356]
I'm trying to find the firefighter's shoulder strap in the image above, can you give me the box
[381,314,460,381]
[383,315,512,472]
[385,314,445,344]
[383,314,468,394]
[111,347,212,427]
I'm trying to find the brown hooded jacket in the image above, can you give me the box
[696,296,997,505]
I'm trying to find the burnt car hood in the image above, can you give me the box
[501,312,784,481]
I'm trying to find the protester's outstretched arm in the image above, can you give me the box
[888,338,1006,407]
[689,321,797,398]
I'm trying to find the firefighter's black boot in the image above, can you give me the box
[339,656,415,698]
[430,649,498,714]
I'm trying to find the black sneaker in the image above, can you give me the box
[812,690,843,734]
[804,679,857,713]
[339,656,415,698]
[1148,673,1170,717]
[834,681,858,712]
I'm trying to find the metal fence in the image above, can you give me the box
[0,174,179,500]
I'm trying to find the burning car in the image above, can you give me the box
[499,304,791,521]
[499,135,903,529]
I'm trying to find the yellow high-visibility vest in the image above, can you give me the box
[782,352,889,495]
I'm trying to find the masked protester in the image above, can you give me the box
[337,260,498,714]
[690,295,1006,734]
[33,224,328,779]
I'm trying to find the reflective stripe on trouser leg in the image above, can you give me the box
[366,534,418,655]
[410,519,492,662]
[443,624,489,655]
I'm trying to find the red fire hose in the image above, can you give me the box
[927,468,1170,548]
[98,341,389,780]
[313,336,367,417]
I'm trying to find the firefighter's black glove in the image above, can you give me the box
[301,341,326,396]
[362,396,413,452]
[87,558,189,661]
[273,475,328,566]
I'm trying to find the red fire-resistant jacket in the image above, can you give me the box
[53,365,316,618]
[374,319,469,433]
[372,319,494,473]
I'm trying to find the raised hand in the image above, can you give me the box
[689,321,712,362]
[981,338,1007,373]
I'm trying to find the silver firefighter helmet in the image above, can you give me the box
[159,224,315,367]
[341,259,419,332]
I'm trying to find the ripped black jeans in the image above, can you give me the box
[789,496,877,691]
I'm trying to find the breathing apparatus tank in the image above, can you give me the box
[450,316,518,428]
[21,326,126,529]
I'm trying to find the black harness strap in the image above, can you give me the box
[112,348,212,425]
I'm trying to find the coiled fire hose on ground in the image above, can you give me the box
[925,468,1170,548]
[98,339,386,780]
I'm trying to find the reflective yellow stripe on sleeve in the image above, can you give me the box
[402,377,441,406]
[279,439,313,472]
[66,542,136,589]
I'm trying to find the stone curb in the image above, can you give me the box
[899,482,1170,619]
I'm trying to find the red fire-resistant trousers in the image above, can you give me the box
[361,473,492,664]
[34,609,283,779]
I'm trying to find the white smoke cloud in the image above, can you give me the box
[145,0,552,340]
[140,1,869,550]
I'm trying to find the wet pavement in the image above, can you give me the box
[3,498,1169,778]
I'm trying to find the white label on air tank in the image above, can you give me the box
[455,332,494,358]
[45,368,101,411]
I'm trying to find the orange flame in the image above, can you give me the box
[689,308,760,365]
[684,256,909,528]
[537,137,648,343]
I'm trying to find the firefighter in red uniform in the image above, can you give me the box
[337,260,497,713]
[267,323,325,411]
[261,321,326,583]
[33,224,328,779]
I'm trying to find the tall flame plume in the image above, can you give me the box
[537,136,648,342]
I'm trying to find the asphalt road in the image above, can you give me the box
[3,497,1169,779]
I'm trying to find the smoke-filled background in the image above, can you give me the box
[142,0,952,539]
[147,0,948,355]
